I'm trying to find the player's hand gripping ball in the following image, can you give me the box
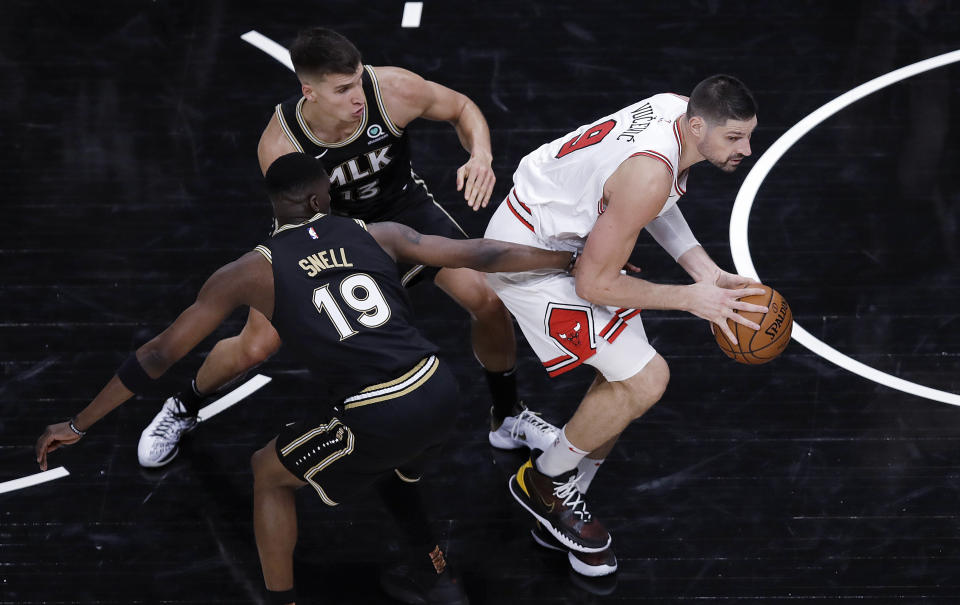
[714,284,792,364]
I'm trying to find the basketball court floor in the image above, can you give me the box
[2,1,959,603]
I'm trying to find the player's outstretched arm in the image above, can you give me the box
[367,222,571,274]
[35,253,271,470]
[376,66,495,211]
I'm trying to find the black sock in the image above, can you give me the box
[175,380,205,416]
[485,367,518,423]
[376,474,435,555]
[265,588,296,605]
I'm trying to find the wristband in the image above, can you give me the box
[266,589,296,605]
[566,249,580,273]
[68,417,87,437]
[117,352,155,395]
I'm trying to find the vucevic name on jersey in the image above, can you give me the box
[275,66,414,221]
[254,214,437,404]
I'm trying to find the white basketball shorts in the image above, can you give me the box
[484,193,657,382]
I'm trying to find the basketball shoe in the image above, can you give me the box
[508,452,610,553]
[530,521,618,577]
[137,396,199,467]
[488,404,558,452]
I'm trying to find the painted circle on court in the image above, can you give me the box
[729,49,960,406]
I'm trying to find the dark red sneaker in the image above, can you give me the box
[508,454,610,553]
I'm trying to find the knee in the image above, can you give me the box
[646,354,670,402]
[251,446,268,475]
[239,326,282,366]
[623,354,670,419]
[251,445,276,483]
[252,442,304,492]
[465,287,509,323]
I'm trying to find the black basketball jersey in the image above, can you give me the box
[254,213,438,403]
[275,66,415,221]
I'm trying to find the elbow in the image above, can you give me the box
[138,344,174,379]
[470,243,503,273]
[575,272,621,305]
[574,276,603,303]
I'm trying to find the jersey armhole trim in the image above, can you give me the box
[254,245,273,264]
[366,66,404,138]
[354,219,368,231]
[630,150,675,177]
[275,104,305,153]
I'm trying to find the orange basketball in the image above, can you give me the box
[713,284,792,364]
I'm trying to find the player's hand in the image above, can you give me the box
[35,422,81,471]
[714,269,760,290]
[456,154,496,211]
[686,282,768,345]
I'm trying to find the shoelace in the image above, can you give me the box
[552,473,592,522]
[510,409,557,441]
[149,403,195,439]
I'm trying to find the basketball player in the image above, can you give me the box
[136,27,558,468]
[35,153,573,605]
[483,75,768,576]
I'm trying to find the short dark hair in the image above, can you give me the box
[688,75,757,125]
[264,153,329,202]
[290,27,362,79]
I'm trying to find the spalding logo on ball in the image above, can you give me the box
[714,284,792,364]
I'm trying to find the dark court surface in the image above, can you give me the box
[2,1,960,603]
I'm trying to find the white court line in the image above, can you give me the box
[1,375,270,495]
[198,374,272,422]
[0,466,70,495]
[730,49,960,407]
[241,31,294,71]
[402,2,424,28]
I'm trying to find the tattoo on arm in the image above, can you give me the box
[403,229,423,245]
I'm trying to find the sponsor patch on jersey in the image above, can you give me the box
[308,227,318,240]
[366,123,389,145]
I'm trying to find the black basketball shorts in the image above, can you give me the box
[274,355,459,506]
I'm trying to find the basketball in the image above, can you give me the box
[713,284,792,364]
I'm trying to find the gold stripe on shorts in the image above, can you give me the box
[343,355,438,409]
[301,427,355,507]
[280,417,344,457]
[394,469,421,483]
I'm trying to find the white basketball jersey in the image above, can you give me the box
[510,93,689,250]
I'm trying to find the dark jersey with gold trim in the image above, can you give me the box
[275,66,414,221]
[254,213,438,403]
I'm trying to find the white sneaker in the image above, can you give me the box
[531,522,618,577]
[488,407,558,451]
[137,397,198,468]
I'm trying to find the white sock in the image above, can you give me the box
[535,425,589,477]
[576,457,605,494]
